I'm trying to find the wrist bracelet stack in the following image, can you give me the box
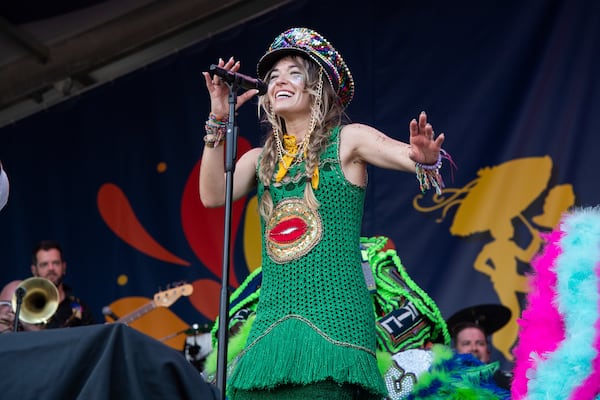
[415,149,451,195]
[204,113,228,148]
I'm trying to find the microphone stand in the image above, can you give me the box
[13,286,26,332]
[215,79,240,400]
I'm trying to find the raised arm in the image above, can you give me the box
[339,111,447,193]
[199,57,261,208]
[341,111,444,171]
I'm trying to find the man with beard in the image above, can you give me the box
[0,240,94,332]
[447,304,513,391]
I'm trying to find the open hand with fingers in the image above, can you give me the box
[408,111,445,165]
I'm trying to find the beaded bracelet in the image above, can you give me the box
[204,123,227,137]
[415,149,451,195]
[203,113,229,148]
[208,113,228,125]
[204,133,225,148]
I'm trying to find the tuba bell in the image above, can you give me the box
[12,277,59,325]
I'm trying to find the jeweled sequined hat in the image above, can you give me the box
[256,27,355,108]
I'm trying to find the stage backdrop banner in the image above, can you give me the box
[1,0,598,366]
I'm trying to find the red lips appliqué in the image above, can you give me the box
[266,198,322,263]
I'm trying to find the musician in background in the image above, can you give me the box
[447,304,513,390]
[0,280,41,333]
[0,240,94,332]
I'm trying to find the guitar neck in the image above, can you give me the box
[112,284,193,325]
[117,302,156,325]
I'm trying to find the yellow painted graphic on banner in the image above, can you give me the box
[414,155,575,360]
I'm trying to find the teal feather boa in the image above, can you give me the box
[525,207,600,399]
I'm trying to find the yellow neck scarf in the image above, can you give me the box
[275,134,319,189]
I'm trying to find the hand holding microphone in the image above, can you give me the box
[209,64,267,95]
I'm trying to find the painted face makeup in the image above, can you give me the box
[267,61,306,87]
[267,58,311,116]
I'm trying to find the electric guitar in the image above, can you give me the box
[114,283,194,325]
[105,283,195,349]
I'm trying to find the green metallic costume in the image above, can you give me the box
[228,126,387,399]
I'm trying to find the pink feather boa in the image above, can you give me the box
[511,230,565,399]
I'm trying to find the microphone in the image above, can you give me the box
[15,286,26,298]
[210,64,267,95]
[13,286,27,332]
[102,306,120,321]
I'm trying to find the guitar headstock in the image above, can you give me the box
[153,283,194,308]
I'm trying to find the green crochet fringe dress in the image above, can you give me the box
[228,126,387,399]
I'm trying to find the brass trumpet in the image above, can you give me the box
[11,277,59,324]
